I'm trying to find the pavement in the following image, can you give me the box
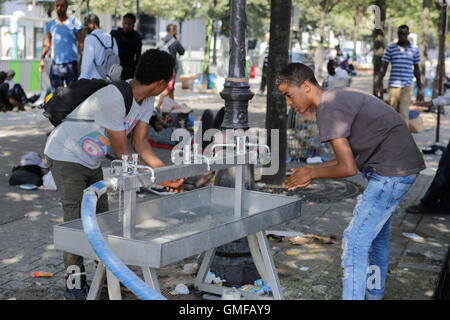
[0,74,448,300]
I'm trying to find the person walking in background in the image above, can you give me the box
[79,14,121,81]
[376,25,423,123]
[156,24,185,106]
[258,32,270,96]
[39,0,84,92]
[111,13,142,80]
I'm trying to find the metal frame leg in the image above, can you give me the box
[234,165,245,218]
[255,230,284,300]
[194,248,216,289]
[142,267,161,293]
[106,269,122,300]
[87,262,106,300]
[248,233,269,284]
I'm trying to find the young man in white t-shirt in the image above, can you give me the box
[44,49,183,300]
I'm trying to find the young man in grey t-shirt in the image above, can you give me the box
[277,63,425,300]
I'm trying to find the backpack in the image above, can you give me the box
[91,33,122,81]
[156,37,176,54]
[43,78,133,127]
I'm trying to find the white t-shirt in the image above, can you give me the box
[44,82,154,169]
[328,67,349,81]
[5,78,16,89]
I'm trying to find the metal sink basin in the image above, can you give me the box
[54,186,301,268]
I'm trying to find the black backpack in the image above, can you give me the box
[43,78,133,127]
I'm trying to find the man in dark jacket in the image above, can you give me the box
[111,13,142,80]
[157,24,185,104]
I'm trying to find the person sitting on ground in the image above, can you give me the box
[5,70,31,105]
[327,59,350,81]
[148,115,180,146]
[324,59,350,88]
[339,54,357,76]
[0,71,25,111]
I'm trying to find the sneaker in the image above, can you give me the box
[63,285,89,300]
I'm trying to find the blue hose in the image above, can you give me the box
[81,181,166,300]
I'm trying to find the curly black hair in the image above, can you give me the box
[134,49,175,85]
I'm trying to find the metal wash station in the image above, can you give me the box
[53,0,302,300]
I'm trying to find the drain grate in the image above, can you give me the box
[256,178,363,203]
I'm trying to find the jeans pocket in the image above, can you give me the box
[387,180,413,208]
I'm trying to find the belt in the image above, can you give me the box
[362,166,378,179]
[52,61,77,66]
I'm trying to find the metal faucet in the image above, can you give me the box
[110,154,155,183]
[192,144,211,171]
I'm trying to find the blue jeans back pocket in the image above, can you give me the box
[387,177,416,208]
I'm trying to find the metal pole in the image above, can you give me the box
[213,31,217,66]
[211,0,259,287]
[136,0,140,31]
[435,1,448,143]
[220,0,254,130]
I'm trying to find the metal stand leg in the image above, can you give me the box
[142,267,161,293]
[234,165,245,218]
[248,233,269,284]
[194,248,216,290]
[106,269,122,300]
[255,230,284,300]
[87,262,106,300]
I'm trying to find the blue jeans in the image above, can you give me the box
[49,61,78,92]
[341,171,417,300]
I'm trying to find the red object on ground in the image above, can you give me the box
[148,138,175,150]
[29,271,53,278]
[147,138,198,151]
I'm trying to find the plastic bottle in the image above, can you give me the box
[29,271,53,278]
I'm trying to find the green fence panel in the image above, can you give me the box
[29,61,40,92]
[9,61,21,83]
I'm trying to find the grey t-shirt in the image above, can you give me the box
[316,87,426,177]
[44,82,154,169]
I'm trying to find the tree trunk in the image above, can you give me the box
[372,0,386,96]
[262,0,292,185]
[353,3,363,59]
[80,0,90,17]
[202,2,216,89]
[316,8,326,76]
[419,0,431,82]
